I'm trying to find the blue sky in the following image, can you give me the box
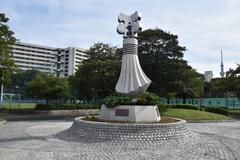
[1,0,240,77]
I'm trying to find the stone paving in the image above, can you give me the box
[0,120,240,160]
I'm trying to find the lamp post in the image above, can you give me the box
[0,76,3,104]
[0,65,3,105]
[231,93,235,109]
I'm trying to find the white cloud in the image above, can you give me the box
[0,0,239,77]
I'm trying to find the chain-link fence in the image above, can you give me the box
[161,97,240,109]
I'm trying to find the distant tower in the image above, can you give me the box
[220,50,224,78]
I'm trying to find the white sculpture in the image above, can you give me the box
[99,12,160,122]
[115,11,151,97]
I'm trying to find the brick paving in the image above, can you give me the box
[0,120,240,160]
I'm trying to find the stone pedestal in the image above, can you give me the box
[98,105,160,122]
[57,117,195,143]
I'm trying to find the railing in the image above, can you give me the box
[161,97,240,109]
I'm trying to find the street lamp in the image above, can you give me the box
[0,65,3,105]
[231,93,235,109]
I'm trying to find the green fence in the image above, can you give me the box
[0,93,45,109]
[162,97,240,109]
[0,93,21,109]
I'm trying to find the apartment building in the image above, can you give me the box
[204,71,213,82]
[12,42,88,77]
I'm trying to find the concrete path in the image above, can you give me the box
[0,120,240,160]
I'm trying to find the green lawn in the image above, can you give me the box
[162,109,231,120]
[1,103,36,110]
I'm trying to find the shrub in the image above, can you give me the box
[102,95,132,108]
[136,92,161,105]
[102,92,161,108]
[36,103,100,110]
[157,104,168,114]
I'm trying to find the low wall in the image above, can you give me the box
[0,109,100,120]
[34,109,99,116]
[0,120,6,125]
[57,117,196,143]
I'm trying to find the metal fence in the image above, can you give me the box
[1,92,240,109]
[0,93,46,109]
[161,97,240,109]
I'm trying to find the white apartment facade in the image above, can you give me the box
[12,42,88,77]
[204,71,213,82]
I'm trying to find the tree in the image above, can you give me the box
[5,70,41,94]
[203,81,213,97]
[138,29,203,98]
[226,64,240,78]
[26,73,70,104]
[211,78,228,96]
[71,43,121,102]
[0,13,17,85]
[184,69,204,98]
[225,64,240,97]
[87,43,121,60]
[206,64,240,98]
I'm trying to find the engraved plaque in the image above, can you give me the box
[115,109,129,117]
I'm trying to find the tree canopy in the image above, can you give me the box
[71,43,121,102]
[26,73,70,104]
[203,64,240,98]
[0,13,17,84]
[5,70,41,94]
[226,64,240,97]
[138,29,203,98]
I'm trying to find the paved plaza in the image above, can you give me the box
[0,119,240,160]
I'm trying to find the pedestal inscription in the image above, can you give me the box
[115,109,129,117]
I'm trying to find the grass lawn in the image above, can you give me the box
[1,103,36,110]
[162,109,232,120]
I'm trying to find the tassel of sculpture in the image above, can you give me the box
[115,11,151,97]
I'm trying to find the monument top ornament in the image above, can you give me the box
[115,11,151,96]
[117,11,142,38]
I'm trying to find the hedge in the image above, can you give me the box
[102,92,161,108]
[35,103,229,116]
[164,104,202,110]
[36,103,100,110]
[203,107,228,116]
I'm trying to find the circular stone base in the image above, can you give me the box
[57,117,196,144]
